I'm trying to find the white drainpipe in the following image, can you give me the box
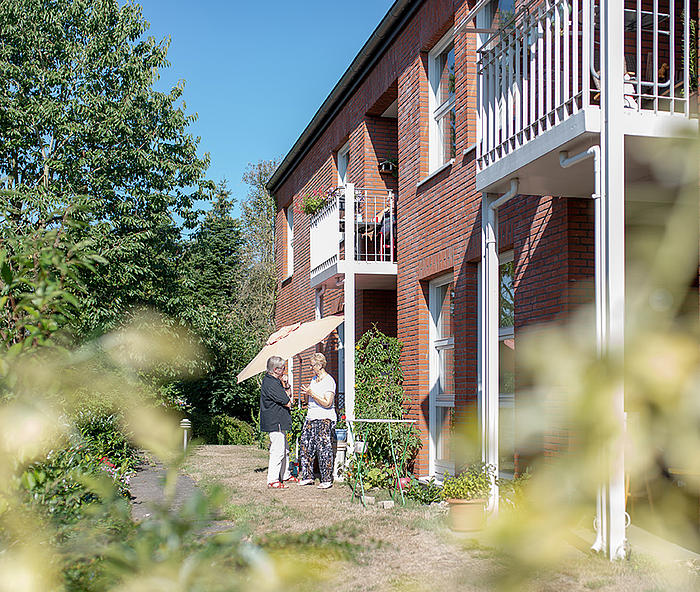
[480,178,519,513]
[560,146,628,559]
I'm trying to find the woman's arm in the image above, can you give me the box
[309,389,334,409]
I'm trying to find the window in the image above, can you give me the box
[285,206,294,277]
[337,143,350,186]
[428,30,456,172]
[429,274,455,479]
[499,251,515,476]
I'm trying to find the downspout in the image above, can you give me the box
[481,178,519,514]
[560,146,621,556]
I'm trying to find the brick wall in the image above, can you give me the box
[357,290,398,338]
[271,0,603,478]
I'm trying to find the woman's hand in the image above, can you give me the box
[300,384,309,395]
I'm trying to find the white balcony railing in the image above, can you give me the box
[476,0,693,172]
[309,186,396,282]
[309,187,342,279]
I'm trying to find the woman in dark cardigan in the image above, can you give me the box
[260,356,295,488]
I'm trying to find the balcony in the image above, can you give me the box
[476,0,697,195]
[309,185,397,289]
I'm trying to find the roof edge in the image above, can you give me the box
[266,0,422,196]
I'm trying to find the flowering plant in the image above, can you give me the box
[336,411,346,429]
[296,186,340,216]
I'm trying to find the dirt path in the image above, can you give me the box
[181,445,697,592]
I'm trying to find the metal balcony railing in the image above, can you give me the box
[309,186,396,281]
[476,0,693,172]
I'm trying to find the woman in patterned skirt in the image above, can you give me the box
[298,352,336,489]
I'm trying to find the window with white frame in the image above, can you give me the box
[337,143,350,186]
[428,29,456,172]
[285,206,294,277]
[499,251,515,476]
[429,274,456,478]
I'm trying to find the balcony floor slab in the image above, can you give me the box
[476,107,697,198]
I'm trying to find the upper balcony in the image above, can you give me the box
[309,185,397,289]
[476,0,697,196]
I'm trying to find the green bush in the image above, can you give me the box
[76,411,138,471]
[340,457,396,490]
[404,477,443,504]
[354,327,421,468]
[191,413,256,445]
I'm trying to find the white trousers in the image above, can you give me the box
[267,431,291,484]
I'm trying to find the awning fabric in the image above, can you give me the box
[236,315,344,383]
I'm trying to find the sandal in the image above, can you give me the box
[283,475,299,483]
[267,481,287,489]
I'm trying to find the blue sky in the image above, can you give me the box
[139,0,395,213]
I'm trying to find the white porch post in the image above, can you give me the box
[599,0,627,560]
[344,184,357,444]
[480,192,500,511]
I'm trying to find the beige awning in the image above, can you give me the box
[237,315,344,383]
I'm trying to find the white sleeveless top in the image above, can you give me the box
[306,373,337,422]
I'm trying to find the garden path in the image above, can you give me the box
[129,459,199,521]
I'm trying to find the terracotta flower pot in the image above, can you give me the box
[447,498,487,532]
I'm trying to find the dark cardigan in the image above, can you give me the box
[259,373,291,432]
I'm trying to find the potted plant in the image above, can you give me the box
[297,186,340,216]
[335,411,347,442]
[441,463,495,532]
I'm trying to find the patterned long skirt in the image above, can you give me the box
[299,418,335,483]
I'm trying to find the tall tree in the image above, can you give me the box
[179,181,258,417]
[237,160,279,347]
[0,0,212,337]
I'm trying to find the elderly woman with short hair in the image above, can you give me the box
[260,356,295,489]
[298,352,337,489]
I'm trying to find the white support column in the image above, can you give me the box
[600,0,627,561]
[480,192,500,512]
[344,184,357,445]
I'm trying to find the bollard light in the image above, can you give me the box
[180,418,192,451]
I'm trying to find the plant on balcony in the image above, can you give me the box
[297,186,340,216]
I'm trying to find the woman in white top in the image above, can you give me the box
[298,352,337,488]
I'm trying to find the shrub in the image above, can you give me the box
[191,412,256,445]
[288,406,305,447]
[404,476,443,504]
[354,327,421,468]
[76,411,138,471]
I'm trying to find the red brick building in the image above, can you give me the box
[266,0,697,556]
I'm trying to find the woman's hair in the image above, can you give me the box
[266,356,285,373]
[309,352,327,369]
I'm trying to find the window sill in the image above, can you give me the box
[463,143,477,157]
[417,159,454,188]
[281,274,293,286]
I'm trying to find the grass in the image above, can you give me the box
[183,445,700,592]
